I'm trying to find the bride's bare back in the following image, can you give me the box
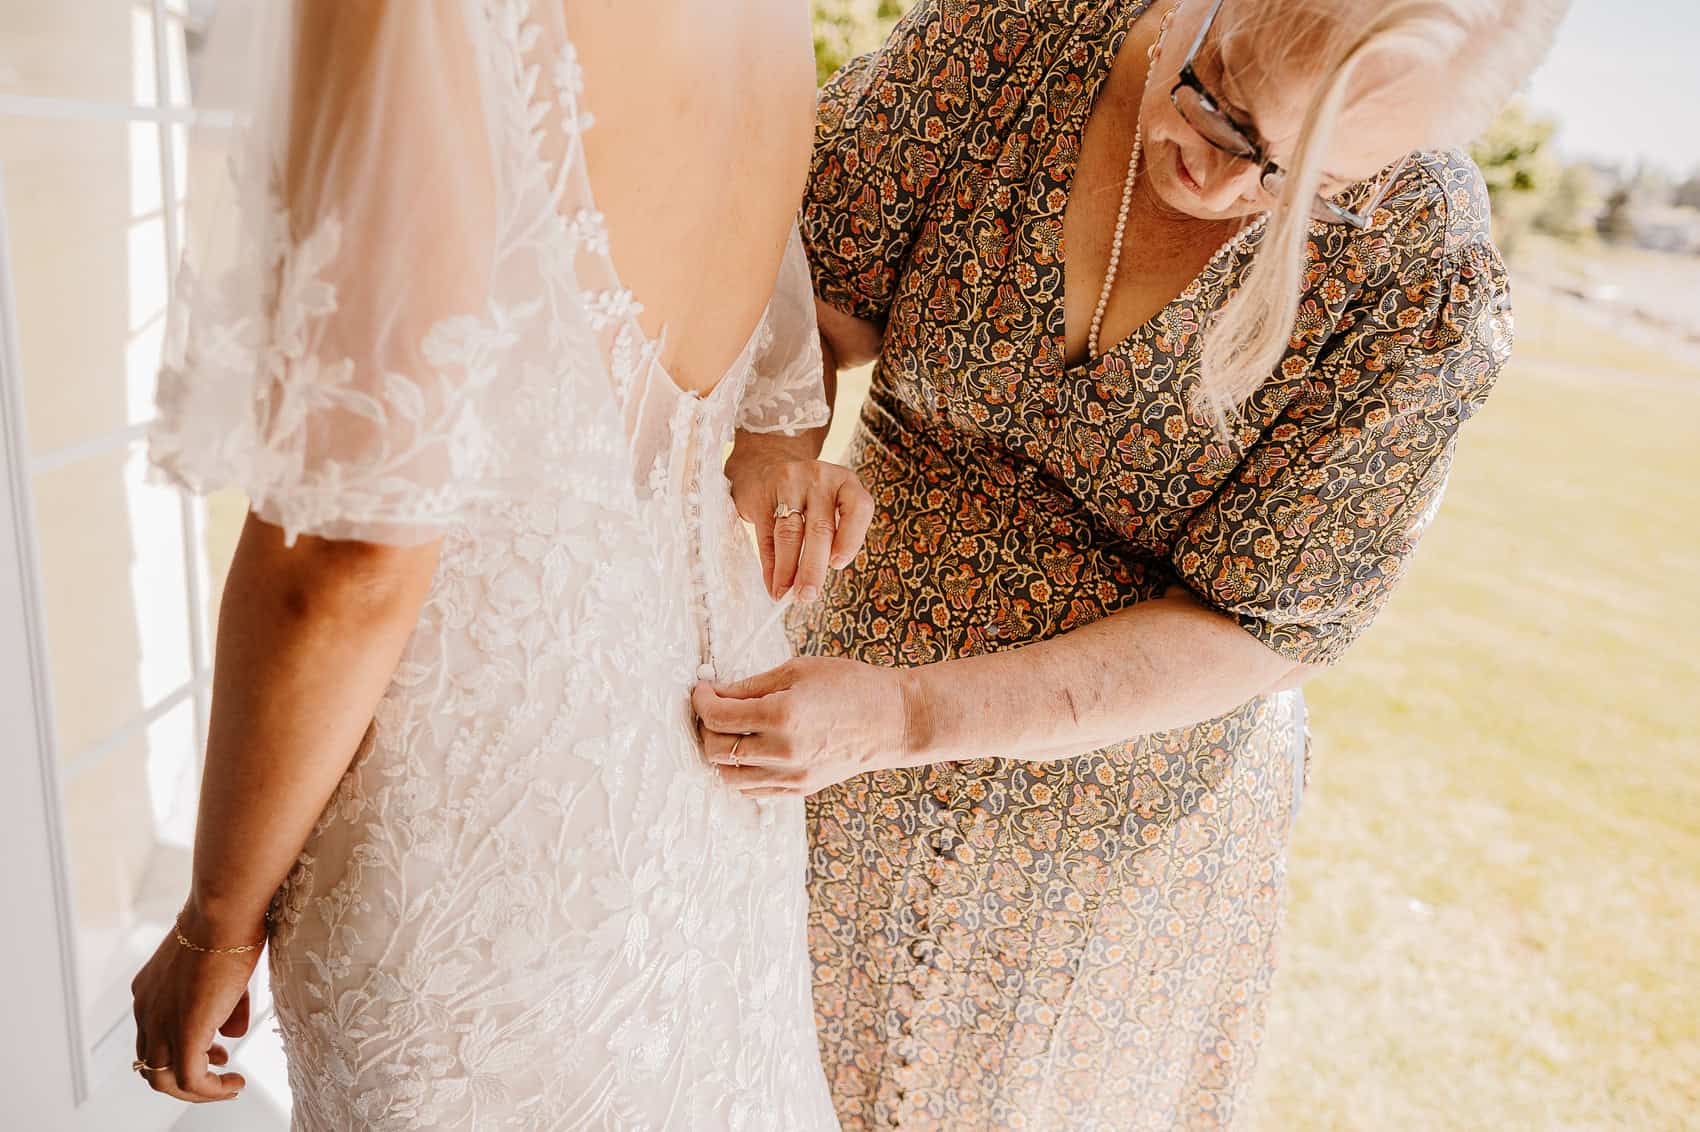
[571,0,817,394]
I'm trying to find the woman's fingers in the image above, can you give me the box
[176,1030,245,1101]
[173,1034,213,1100]
[755,517,777,594]
[792,484,840,601]
[134,980,247,1101]
[692,682,788,735]
[138,1030,243,1102]
[701,727,788,767]
[752,497,779,595]
[716,761,809,792]
[732,459,871,597]
[830,476,874,570]
[770,502,807,598]
[141,1039,194,1102]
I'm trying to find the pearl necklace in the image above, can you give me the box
[1087,4,1177,359]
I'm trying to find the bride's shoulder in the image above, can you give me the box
[563,0,812,75]
[563,0,814,154]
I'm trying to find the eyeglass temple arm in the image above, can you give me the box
[1182,0,1229,63]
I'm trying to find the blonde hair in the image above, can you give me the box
[1194,0,1568,423]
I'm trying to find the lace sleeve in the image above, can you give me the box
[149,1,634,545]
[736,225,831,436]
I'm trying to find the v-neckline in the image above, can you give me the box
[1047,0,1263,376]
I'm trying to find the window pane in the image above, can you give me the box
[0,3,162,106]
[163,4,222,109]
[0,116,170,459]
[32,441,194,762]
[64,697,198,1039]
[163,14,191,109]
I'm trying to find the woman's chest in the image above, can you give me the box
[877,154,1261,547]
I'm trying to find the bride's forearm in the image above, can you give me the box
[896,589,1318,767]
[182,513,439,940]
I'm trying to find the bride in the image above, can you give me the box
[129,2,863,1127]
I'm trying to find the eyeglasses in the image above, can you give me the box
[1168,0,1400,229]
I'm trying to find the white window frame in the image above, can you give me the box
[0,4,280,1125]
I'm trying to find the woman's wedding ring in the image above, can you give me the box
[133,1058,169,1075]
[773,501,802,521]
[729,736,744,766]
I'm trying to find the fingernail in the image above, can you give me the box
[799,586,819,603]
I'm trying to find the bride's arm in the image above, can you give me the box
[129,517,437,1103]
[133,2,490,1103]
[186,517,438,939]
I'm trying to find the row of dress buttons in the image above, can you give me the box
[883,785,996,1126]
[887,803,965,1127]
[670,396,721,683]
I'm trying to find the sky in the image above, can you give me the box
[1522,0,1700,177]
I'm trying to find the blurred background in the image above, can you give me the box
[0,1,1692,1129]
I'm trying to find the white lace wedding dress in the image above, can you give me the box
[149,2,839,1128]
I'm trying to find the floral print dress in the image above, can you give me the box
[791,1,1512,1128]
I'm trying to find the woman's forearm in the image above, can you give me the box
[897,588,1316,766]
[182,514,439,940]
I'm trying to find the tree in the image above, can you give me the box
[1595,166,1685,246]
[812,0,912,82]
[1596,185,1638,245]
[1624,165,1674,209]
[1675,172,1700,212]
[1533,163,1600,243]
[1468,101,1560,255]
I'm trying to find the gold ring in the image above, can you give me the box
[729,736,743,767]
[133,1058,170,1074]
[773,501,802,521]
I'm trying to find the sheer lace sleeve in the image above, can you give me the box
[736,224,831,436]
[150,1,634,545]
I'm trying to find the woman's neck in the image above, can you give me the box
[1127,168,1241,249]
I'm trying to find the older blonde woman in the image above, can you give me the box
[695,0,1568,1126]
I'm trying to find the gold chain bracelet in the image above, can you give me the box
[173,915,265,956]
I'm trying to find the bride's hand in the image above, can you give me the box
[725,437,873,601]
[693,657,919,796]
[129,906,261,1102]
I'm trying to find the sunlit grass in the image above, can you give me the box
[1511,292,1700,384]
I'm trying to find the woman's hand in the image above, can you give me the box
[129,906,262,1103]
[694,656,919,796]
[725,435,873,601]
